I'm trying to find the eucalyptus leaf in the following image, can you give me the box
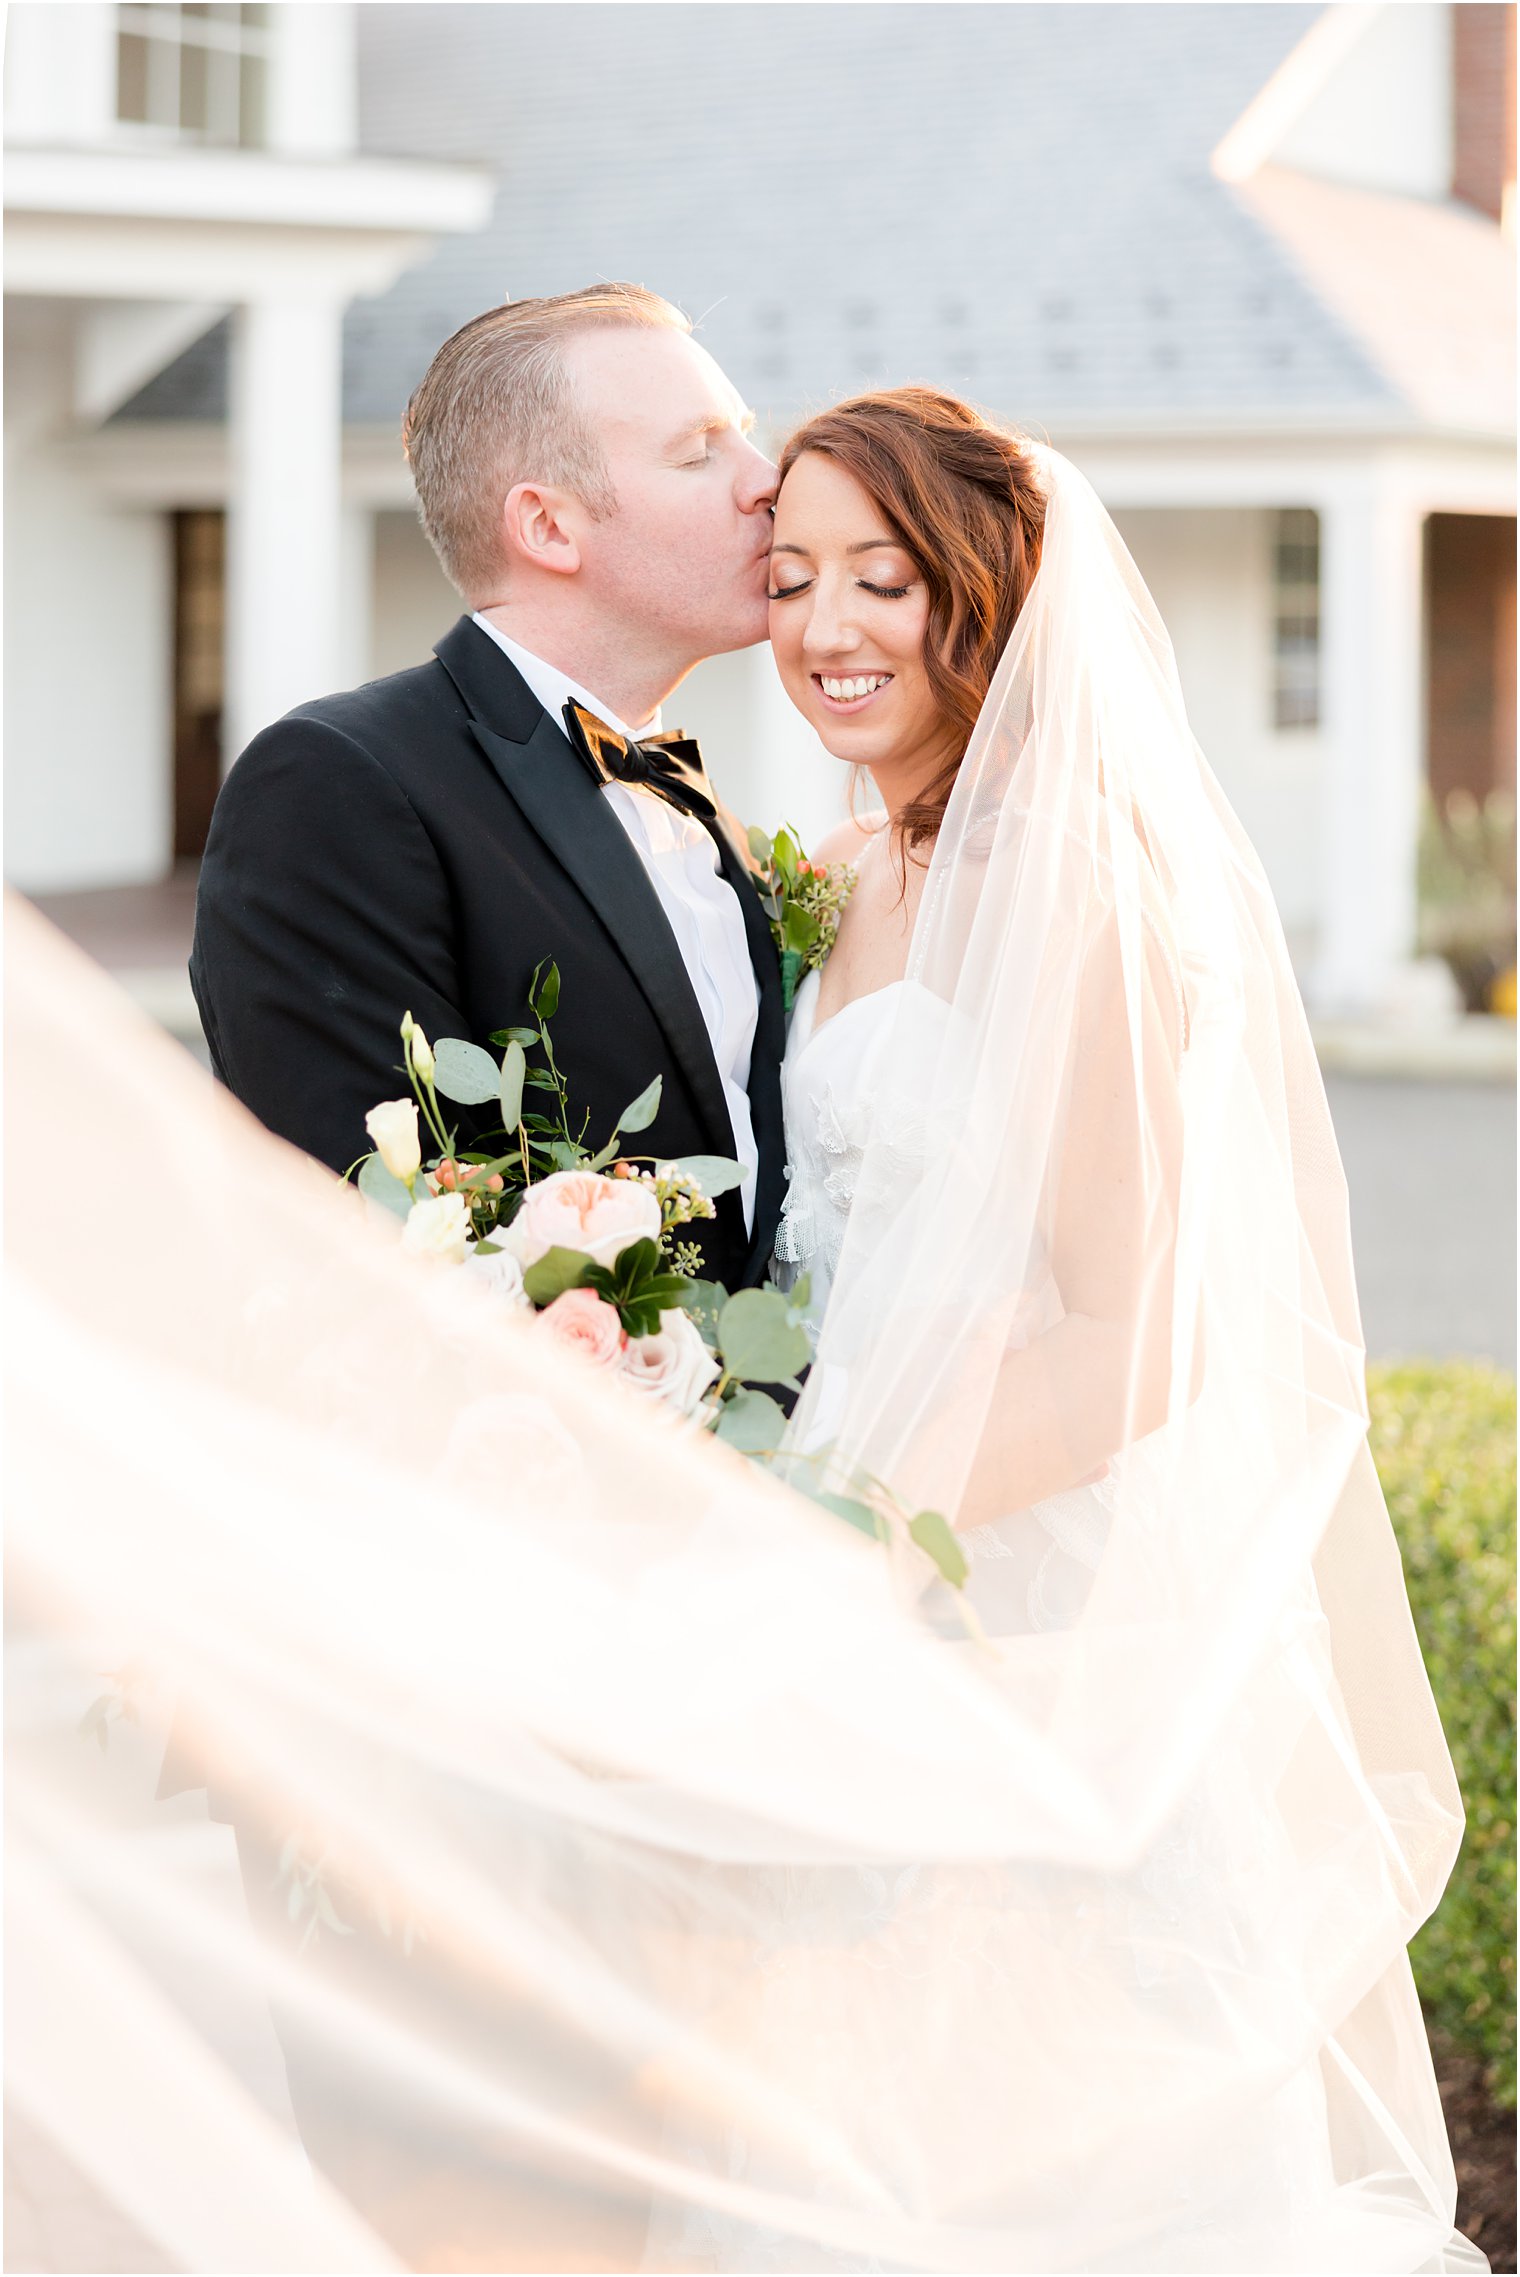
[532,963,561,1022]
[909,1509,969,1591]
[717,1288,812,1386]
[616,1075,663,1134]
[315,1885,355,1937]
[670,1154,746,1201]
[547,1141,585,1172]
[522,1246,595,1306]
[682,1280,729,1344]
[748,824,774,866]
[714,1389,788,1454]
[498,1039,526,1133]
[432,1037,501,1106]
[814,1490,888,1543]
[783,901,821,953]
[357,1153,413,1220]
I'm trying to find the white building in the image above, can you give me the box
[4,3,492,887]
[5,1,1514,1019]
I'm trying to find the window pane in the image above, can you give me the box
[116,28,150,121]
[238,52,265,146]
[1271,509,1321,733]
[179,35,209,133]
[203,42,237,142]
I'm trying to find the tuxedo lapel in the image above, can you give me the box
[703,816,788,1278]
[706,819,786,1071]
[434,619,740,1160]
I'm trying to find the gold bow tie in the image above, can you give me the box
[562,701,718,822]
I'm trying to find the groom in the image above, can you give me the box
[191,282,785,1291]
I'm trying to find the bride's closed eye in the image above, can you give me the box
[767,577,913,601]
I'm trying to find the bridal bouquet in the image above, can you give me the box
[350,965,967,1593]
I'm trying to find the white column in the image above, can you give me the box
[264,2,358,158]
[1311,476,1427,1018]
[224,296,344,763]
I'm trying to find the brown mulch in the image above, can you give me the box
[1436,2038,1517,2273]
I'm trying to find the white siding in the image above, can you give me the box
[1271,3,1454,202]
[1112,506,1322,959]
[4,323,173,892]
[370,508,456,679]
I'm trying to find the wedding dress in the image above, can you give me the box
[7,439,1482,2276]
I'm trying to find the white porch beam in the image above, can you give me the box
[1310,475,1428,1017]
[224,297,344,761]
[5,146,493,233]
[6,214,443,303]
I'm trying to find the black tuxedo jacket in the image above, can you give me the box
[191,617,787,1290]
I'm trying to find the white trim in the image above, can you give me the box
[7,215,446,302]
[4,146,494,233]
[1212,4,1381,182]
[61,424,1519,523]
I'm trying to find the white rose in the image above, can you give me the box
[467,1239,530,1310]
[401,1190,470,1265]
[618,1307,720,1419]
[501,1170,661,1271]
[365,1098,421,1184]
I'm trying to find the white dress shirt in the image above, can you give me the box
[471,615,759,1233]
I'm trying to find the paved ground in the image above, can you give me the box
[1326,1075,1516,1369]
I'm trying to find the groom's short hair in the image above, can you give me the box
[403,283,690,600]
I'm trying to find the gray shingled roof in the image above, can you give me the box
[121,2,1410,432]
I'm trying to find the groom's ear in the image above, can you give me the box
[501,481,584,579]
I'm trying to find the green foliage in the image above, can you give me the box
[615,1076,663,1135]
[431,1038,501,1106]
[749,821,858,1013]
[521,1246,594,1307]
[1417,790,1517,1013]
[714,1388,789,1453]
[356,1152,411,1218]
[583,1236,694,1338]
[1369,1361,1516,2108]
[497,1040,526,1134]
[908,1509,969,1590]
[671,1155,747,1200]
[716,1287,811,1388]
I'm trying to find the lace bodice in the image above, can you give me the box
[771,965,1120,1629]
[772,968,905,1322]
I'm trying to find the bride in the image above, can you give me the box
[639,392,1483,2270]
[6,391,1481,2276]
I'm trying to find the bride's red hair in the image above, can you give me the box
[777,388,1046,856]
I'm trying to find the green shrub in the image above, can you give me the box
[1368,1361,1516,2108]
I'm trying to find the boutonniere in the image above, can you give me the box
[748,825,858,1014]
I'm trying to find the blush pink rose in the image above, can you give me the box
[534,1288,627,1368]
[618,1309,720,1419]
[502,1170,660,1270]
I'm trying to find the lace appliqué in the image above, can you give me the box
[774,1085,869,1281]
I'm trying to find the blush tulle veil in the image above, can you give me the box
[6,450,1481,2273]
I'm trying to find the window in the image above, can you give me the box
[1271,508,1320,731]
[116,5,269,148]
